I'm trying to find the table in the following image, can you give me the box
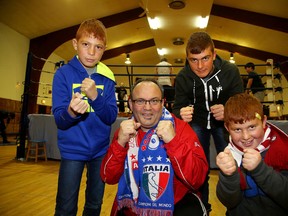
[28,114,60,160]
[268,120,288,134]
[110,117,128,142]
[28,114,288,165]
[28,115,128,160]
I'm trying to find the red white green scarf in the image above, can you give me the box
[228,122,288,193]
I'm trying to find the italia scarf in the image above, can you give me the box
[117,107,175,215]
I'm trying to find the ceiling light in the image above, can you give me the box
[125,53,131,65]
[173,38,184,45]
[148,17,160,30]
[229,52,235,64]
[157,48,167,56]
[196,16,209,29]
[174,58,184,64]
[169,0,186,9]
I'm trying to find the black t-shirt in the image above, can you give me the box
[248,71,265,93]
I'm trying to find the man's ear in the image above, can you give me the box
[224,123,229,132]
[128,99,133,112]
[213,50,217,61]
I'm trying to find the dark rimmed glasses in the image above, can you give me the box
[132,99,162,106]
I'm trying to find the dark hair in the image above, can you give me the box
[186,32,214,55]
[160,58,167,62]
[245,62,255,70]
[130,78,164,99]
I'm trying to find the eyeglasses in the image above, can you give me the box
[132,99,162,106]
[187,55,211,64]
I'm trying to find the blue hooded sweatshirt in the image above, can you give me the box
[52,55,118,160]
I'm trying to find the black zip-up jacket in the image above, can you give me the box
[173,55,244,129]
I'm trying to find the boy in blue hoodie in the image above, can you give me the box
[52,18,117,216]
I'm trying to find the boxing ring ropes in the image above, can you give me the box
[15,52,288,160]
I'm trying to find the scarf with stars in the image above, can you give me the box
[117,107,174,215]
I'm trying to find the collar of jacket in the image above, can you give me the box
[74,55,116,83]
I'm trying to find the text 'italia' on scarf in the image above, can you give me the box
[117,107,175,215]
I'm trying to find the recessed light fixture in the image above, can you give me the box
[173,38,184,45]
[174,58,184,64]
[168,0,186,10]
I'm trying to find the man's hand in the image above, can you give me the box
[81,78,98,101]
[216,147,237,176]
[68,92,89,117]
[180,105,194,122]
[117,119,141,147]
[155,120,175,143]
[210,104,224,121]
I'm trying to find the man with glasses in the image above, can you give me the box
[101,78,208,215]
[172,32,244,214]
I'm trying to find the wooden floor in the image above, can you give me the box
[0,143,226,216]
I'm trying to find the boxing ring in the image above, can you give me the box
[15,54,288,160]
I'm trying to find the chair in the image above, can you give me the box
[26,140,47,162]
[26,114,47,162]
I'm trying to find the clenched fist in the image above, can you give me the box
[117,119,141,147]
[216,147,237,176]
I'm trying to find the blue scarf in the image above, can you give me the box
[117,107,174,215]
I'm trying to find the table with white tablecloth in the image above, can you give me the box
[28,114,127,160]
[268,120,288,134]
[28,114,60,160]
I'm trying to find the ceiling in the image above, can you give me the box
[0,0,287,80]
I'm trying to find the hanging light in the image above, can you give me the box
[125,53,131,65]
[229,52,235,64]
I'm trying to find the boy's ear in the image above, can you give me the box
[72,39,77,51]
[262,115,267,128]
